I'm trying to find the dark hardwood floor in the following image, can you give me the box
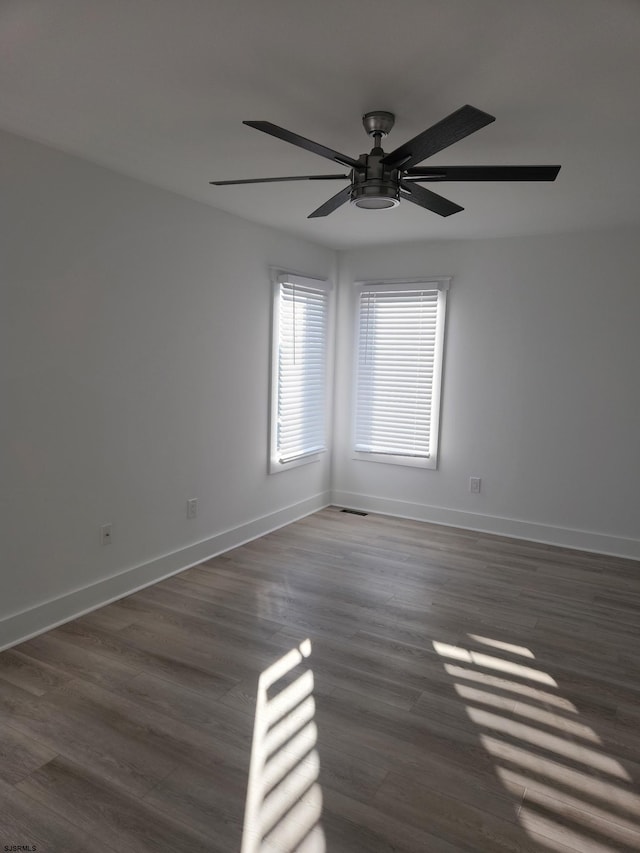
[1,507,640,852]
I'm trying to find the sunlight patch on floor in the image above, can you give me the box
[511,701,602,743]
[453,682,517,713]
[484,737,640,818]
[433,635,639,852]
[433,641,557,685]
[498,766,640,841]
[443,663,578,712]
[467,634,535,658]
[518,806,636,853]
[242,639,325,853]
[467,706,624,778]
[453,683,600,742]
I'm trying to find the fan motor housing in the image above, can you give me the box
[350,151,400,209]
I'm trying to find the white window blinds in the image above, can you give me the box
[354,281,448,466]
[273,275,329,468]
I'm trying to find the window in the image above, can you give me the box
[269,272,331,473]
[353,278,449,469]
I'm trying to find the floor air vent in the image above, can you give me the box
[340,508,369,516]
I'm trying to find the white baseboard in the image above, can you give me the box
[0,492,330,652]
[331,490,640,562]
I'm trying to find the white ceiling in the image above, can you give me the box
[1,0,639,249]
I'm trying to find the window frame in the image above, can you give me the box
[269,269,332,474]
[351,277,450,470]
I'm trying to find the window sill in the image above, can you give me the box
[352,451,437,470]
[269,453,323,474]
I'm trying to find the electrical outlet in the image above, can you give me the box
[469,477,481,494]
[100,523,113,545]
[187,498,198,519]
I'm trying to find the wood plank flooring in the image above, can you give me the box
[1,507,640,852]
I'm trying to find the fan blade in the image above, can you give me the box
[382,105,495,170]
[244,121,362,171]
[210,174,349,186]
[400,181,463,217]
[308,186,352,218]
[404,165,561,181]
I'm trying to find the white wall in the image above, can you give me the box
[0,129,335,648]
[332,230,640,559]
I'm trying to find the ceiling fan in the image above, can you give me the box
[210,105,560,219]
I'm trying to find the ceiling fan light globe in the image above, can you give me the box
[350,183,400,210]
[352,196,399,209]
